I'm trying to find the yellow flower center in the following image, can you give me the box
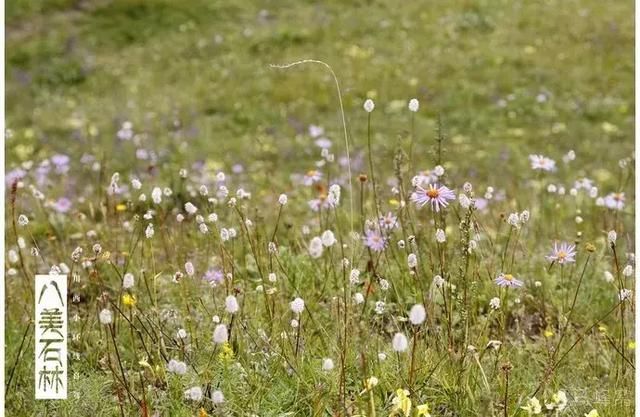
[426,188,439,198]
[557,250,567,259]
[503,274,514,281]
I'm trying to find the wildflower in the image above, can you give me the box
[213,324,228,344]
[408,98,419,112]
[211,390,225,404]
[309,236,324,258]
[203,269,224,285]
[433,275,445,288]
[290,297,305,314]
[584,410,599,417]
[290,319,299,328]
[71,247,83,263]
[618,289,632,302]
[604,192,625,210]
[303,169,322,186]
[322,358,334,371]
[366,376,379,390]
[607,230,617,246]
[185,262,195,277]
[407,253,417,268]
[391,388,411,416]
[122,294,136,307]
[350,269,361,285]
[177,329,188,339]
[151,187,162,204]
[321,230,336,247]
[458,193,472,209]
[623,265,633,277]
[185,202,198,215]
[363,99,375,113]
[416,403,431,417]
[546,241,577,264]
[435,228,446,243]
[489,297,501,310]
[375,300,385,314]
[167,359,187,375]
[604,271,615,283]
[521,397,542,415]
[99,309,113,325]
[145,224,154,239]
[412,183,455,212]
[409,304,426,325]
[529,154,556,171]
[486,340,502,350]
[494,273,524,288]
[545,390,568,411]
[327,184,341,207]
[379,212,398,230]
[225,295,239,314]
[379,279,390,291]
[353,293,364,304]
[278,194,288,205]
[184,386,203,401]
[392,333,409,352]
[363,229,386,252]
[17,215,28,226]
[507,213,520,228]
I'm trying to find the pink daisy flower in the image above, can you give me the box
[494,273,524,288]
[411,183,455,212]
[546,241,577,264]
[379,212,399,230]
[303,170,323,186]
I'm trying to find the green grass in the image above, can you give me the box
[5,0,635,416]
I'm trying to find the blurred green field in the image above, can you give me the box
[4,0,635,416]
[6,0,634,172]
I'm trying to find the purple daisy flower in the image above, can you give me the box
[379,212,399,230]
[411,183,456,212]
[363,229,386,252]
[203,268,224,284]
[546,241,577,264]
[51,154,70,174]
[53,197,72,213]
[494,273,524,288]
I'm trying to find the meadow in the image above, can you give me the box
[4,0,635,416]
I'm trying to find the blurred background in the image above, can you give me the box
[5,0,634,196]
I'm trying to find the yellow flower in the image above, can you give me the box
[198,408,209,417]
[628,340,635,350]
[416,403,431,416]
[122,293,136,307]
[584,410,599,417]
[218,342,234,362]
[116,203,127,212]
[544,329,554,338]
[391,389,411,416]
[521,397,542,414]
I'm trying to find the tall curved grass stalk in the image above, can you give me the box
[270,59,355,246]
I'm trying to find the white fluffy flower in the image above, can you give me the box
[225,295,239,314]
[408,304,426,325]
[309,236,324,258]
[392,332,409,352]
[184,202,198,215]
[608,230,617,246]
[363,99,375,113]
[434,165,445,177]
[489,297,501,310]
[17,215,29,226]
[290,297,305,314]
[353,293,364,304]
[213,324,228,344]
[322,358,335,371]
[151,187,162,204]
[145,223,154,239]
[185,261,195,276]
[435,228,446,243]
[321,230,336,247]
[122,273,134,289]
[622,265,633,277]
[278,194,288,205]
[212,390,225,404]
[350,269,361,285]
[408,98,419,112]
[99,309,113,325]
[407,253,417,268]
[167,359,187,375]
[184,386,203,401]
